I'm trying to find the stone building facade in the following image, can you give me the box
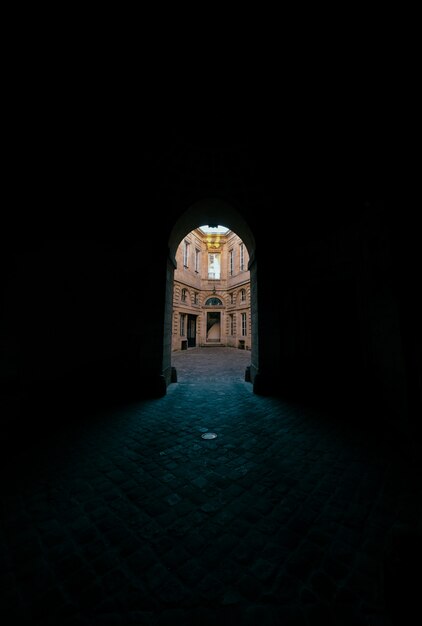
[172,227,251,351]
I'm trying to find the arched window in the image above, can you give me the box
[205,297,223,306]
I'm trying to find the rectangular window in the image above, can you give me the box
[180,313,186,336]
[183,241,190,267]
[230,314,234,336]
[208,253,221,279]
[241,312,247,336]
[229,249,234,275]
[239,243,244,271]
[195,248,200,272]
[194,292,198,305]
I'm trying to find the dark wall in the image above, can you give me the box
[270,208,413,430]
[1,127,420,455]
[0,238,169,433]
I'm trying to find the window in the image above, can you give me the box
[205,297,223,306]
[180,313,186,336]
[230,314,234,335]
[181,288,187,303]
[241,312,247,336]
[193,292,198,305]
[229,249,234,275]
[208,253,221,279]
[195,248,200,272]
[230,292,234,304]
[239,243,244,271]
[183,241,190,267]
[240,289,246,303]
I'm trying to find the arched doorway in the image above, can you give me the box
[162,198,258,388]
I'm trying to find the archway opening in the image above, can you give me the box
[163,199,258,389]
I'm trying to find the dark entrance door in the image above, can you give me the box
[187,314,197,347]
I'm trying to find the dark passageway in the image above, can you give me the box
[1,124,421,625]
[1,348,419,625]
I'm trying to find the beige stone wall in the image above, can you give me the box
[172,228,251,351]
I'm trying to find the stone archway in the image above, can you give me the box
[162,198,258,388]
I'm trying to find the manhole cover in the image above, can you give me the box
[201,432,218,440]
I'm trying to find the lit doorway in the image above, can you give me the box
[206,311,221,343]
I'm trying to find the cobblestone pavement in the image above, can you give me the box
[1,347,418,625]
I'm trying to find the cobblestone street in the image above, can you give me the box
[1,348,417,625]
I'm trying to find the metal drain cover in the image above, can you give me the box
[201,432,218,440]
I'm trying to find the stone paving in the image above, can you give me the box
[1,347,419,625]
